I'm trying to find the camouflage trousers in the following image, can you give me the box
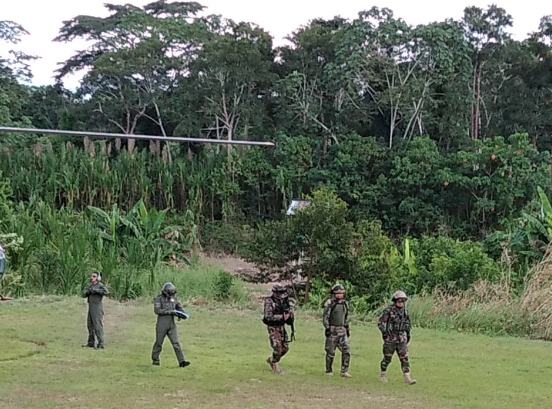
[267,326,289,363]
[325,326,350,373]
[380,339,410,373]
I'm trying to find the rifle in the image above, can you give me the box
[283,298,296,342]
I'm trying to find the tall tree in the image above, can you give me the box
[462,5,513,140]
[54,1,207,155]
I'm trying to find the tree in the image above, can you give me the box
[462,5,513,140]
[187,17,276,148]
[275,17,350,153]
[54,1,207,156]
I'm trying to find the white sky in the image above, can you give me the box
[2,0,552,88]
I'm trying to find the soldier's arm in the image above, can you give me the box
[82,284,92,298]
[322,300,332,328]
[97,283,109,296]
[154,297,173,315]
[175,300,185,312]
[377,307,390,334]
[344,301,350,327]
[405,311,412,332]
[263,299,283,322]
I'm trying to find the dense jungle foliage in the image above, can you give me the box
[2,2,552,310]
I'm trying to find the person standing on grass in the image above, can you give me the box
[82,271,108,349]
[378,290,416,385]
[263,284,294,374]
[151,282,191,368]
[322,284,352,378]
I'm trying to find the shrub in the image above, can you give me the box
[411,236,501,292]
[213,271,235,301]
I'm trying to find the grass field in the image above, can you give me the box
[1,295,552,409]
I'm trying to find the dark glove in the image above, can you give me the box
[325,328,331,337]
[382,331,388,341]
[345,326,350,338]
[407,332,411,344]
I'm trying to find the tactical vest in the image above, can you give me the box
[386,307,410,332]
[327,299,349,326]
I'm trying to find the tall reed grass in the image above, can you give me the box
[408,247,552,340]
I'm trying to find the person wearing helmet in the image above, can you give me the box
[82,271,108,349]
[377,290,416,385]
[263,284,294,374]
[151,282,191,368]
[322,283,351,378]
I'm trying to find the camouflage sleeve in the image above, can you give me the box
[154,296,172,316]
[377,306,390,334]
[263,298,283,323]
[405,311,412,332]
[322,299,332,328]
[81,287,90,298]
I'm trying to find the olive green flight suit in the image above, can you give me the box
[151,294,186,365]
[83,282,108,348]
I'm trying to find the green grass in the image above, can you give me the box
[1,296,552,409]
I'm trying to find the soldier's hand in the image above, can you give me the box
[407,333,411,344]
[346,326,350,338]
[283,312,290,321]
[382,331,388,341]
[325,328,331,337]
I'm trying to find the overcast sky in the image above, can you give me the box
[3,0,552,88]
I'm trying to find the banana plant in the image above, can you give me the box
[87,203,123,243]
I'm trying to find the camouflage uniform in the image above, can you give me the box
[322,298,351,374]
[378,304,412,373]
[82,280,108,349]
[263,286,293,372]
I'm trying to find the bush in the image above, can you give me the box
[411,236,501,292]
[213,271,235,301]
[201,220,251,256]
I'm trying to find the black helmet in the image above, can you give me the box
[331,284,345,294]
[162,282,177,296]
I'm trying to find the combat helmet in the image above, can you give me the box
[392,290,408,302]
[331,284,345,294]
[272,284,288,295]
[162,282,177,296]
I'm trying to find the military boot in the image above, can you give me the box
[96,344,104,350]
[403,372,417,385]
[379,371,388,382]
[179,360,191,368]
[266,357,280,374]
[340,372,352,378]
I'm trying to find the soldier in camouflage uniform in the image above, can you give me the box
[377,290,416,385]
[322,284,352,378]
[263,284,294,374]
[82,271,108,349]
[151,282,191,368]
